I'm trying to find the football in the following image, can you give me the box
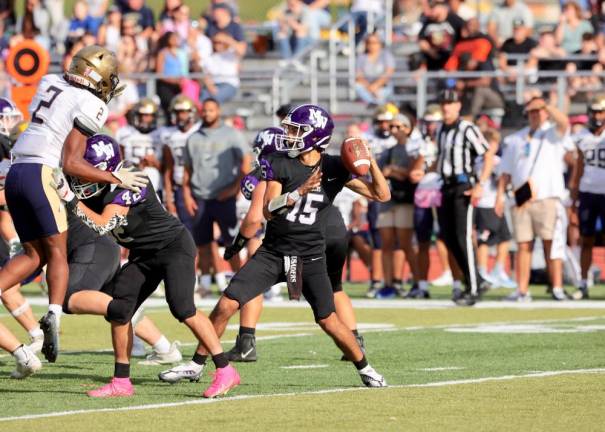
[341,137,371,176]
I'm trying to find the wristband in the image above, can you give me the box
[233,232,250,249]
[268,193,290,214]
[288,189,301,203]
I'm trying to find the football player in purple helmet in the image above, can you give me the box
[178,104,391,387]
[50,134,240,398]
[0,98,23,137]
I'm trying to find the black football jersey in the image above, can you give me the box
[83,181,183,253]
[261,153,350,256]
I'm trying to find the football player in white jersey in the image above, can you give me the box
[117,98,163,191]
[1,45,148,363]
[161,95,201,225]
[570,94,605,299]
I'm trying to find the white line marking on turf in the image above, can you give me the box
[1,368,604,422]
[280,364,328,370]
[419,367,465,372]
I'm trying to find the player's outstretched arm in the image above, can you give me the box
[263,180,283,220]
[345,159,391,202]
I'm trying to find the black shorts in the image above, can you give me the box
[192,197,238,246]
[225,246,336,321]
[578,191,605,237]
[108,228,197,322]
[474,207,511,246]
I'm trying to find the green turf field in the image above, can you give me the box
[0,283,604,431]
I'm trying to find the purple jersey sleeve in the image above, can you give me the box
[110,187,148,207]
[241,169,261,201]
[259,158,274,181]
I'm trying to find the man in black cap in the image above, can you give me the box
[434,89,495,305]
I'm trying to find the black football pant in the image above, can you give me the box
[437,183,481,295]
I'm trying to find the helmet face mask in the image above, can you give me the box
[0,98,23,137]
[275,104,334,158]
[70,135,122,199]
[131,98,158,133]
[588,94,605,132]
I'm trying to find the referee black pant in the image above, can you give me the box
[437,183,481,295]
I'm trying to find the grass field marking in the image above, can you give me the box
[280,364,329,369]
[1,368,604,423]
[419,367,465,372]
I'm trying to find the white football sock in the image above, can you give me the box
[153,336,171,354]
[48,304,62,326]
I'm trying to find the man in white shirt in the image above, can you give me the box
[496,97,575,301]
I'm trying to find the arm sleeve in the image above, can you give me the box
[465,124,489,157]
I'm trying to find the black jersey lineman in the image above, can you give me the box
[225,153,351,321]
[81,181,197,324]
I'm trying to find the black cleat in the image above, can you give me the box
[453,291,477,307]
[572,287,589,300]
[39,312,59,363]
[227,334,257,362]
[405,286,431,299]
[341,334,366,361]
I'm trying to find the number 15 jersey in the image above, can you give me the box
[261,153,350,257]
[13,74,109,168]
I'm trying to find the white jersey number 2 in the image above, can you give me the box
[31,86,63,125]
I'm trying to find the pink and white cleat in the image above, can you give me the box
[87,377,135,398]
[202,364,241,398]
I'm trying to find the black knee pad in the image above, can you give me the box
[167,298,197,322]
[106,299,135,324]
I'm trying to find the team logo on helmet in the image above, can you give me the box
[276,104,334,158]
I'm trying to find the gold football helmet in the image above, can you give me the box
[423,104,443,122]
[66,45,124,103]
[588,93,605,132]
[131,98,159,133]
[169,94,197,130]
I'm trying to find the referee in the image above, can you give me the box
[435,89,495,306]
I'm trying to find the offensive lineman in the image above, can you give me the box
[51,135,240,398]
[164,105,390,387]
[0,45,148,363]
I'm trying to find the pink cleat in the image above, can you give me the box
[87,377,134,398]
[202,364,241,398]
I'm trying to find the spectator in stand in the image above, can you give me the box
[118,33,148,75]
[496,96,574,302]
[85,0,108,34]
[474,128,517,289]
[182,98,251,294]
[187,21,212,73]
[375,114,423,298]
[0,0,16,31]
[566,32,600,97]
[355,33,395,106]
[121,13,151,65]
[349,0,384,45]
[19,0,51,49]
[67,1,98,42]
[97,5,121,52]
[456,52,505,121]
[107,61,140,122]
[200,31,241,104]
[556,1,594,54]
[498,19,538,82]
[159,0,182,21]
[392,0,422,43]
[444,18,495,72]
[160,4,191,43]
[275,0,313,59]
[488,0,534,48]
[525,29,567,84]
[123,0,154,38]
[418,0,465,71]
[205,4,246,57]
[203,0,239,21]
[156,31,189,118]
[449,0,476,21]
[302,0,331,40]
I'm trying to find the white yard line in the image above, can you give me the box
[1,368,604,423]
[419,367,465,372]
[15,296,605,310]
[280,364,329,370]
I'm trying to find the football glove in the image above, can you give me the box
[50,168,77,205]
[112,166,148,193]
[224,233,249,260]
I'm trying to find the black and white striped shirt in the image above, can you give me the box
[436,119,489,179]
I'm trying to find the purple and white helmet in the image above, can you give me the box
[276,104,334,157]
[252,127,282,161]
[0,98,23,137]
[70,134,123,199]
